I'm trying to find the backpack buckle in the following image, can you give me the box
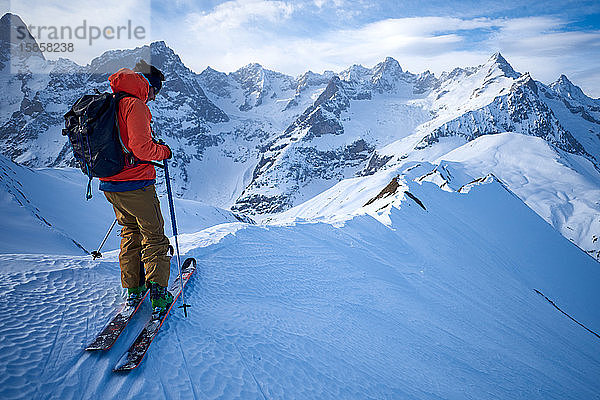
[125,153,137,166]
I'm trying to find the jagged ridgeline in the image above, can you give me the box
[1,12,600,258]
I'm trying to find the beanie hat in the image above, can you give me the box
[133,59,165,94]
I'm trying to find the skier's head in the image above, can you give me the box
[133,59,165,102]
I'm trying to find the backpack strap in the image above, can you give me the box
[113,92,135,161]
[112,92,165,170]
[85,168,93,200]
[110,92,165,168]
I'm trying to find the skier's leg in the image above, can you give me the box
[104,192,143,289]
[133,185,171,287]
[104,186,171,287]
[139,261,146,287]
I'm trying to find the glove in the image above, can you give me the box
[153,138,171,159]
[164,144,172,160]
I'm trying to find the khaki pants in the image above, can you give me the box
[104,185,171,288]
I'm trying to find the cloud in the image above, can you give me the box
[159,11,599,96]
[484,17,600,95]
[163,15,502,75]
[303,17,494,62]
[186,0,296,31]
[488,16,600,53]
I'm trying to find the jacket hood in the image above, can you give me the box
[109,68,149,101]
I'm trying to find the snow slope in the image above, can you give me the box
[0,154,241,255]
[1,166,599,399]
[435,132,600,260]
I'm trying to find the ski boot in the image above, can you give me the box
[149,281,174,319]
[126,284,147,306]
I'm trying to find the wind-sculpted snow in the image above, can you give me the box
[0,255,120,399]
[1,171,599,399]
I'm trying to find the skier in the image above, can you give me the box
[100,60,173,316]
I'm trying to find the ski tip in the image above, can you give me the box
[85,341,111,351]
[113,361,139,372]
[182,257,197,270]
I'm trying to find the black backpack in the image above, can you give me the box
[63,91,134,199]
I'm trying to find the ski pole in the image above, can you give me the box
[91,218,117,259]
[163,159,191,317]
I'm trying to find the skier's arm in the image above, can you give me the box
[125,99,171,161]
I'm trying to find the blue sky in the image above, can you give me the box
[7,0,600,96]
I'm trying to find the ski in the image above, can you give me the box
[113,257,197,372]
[85,290,149,351]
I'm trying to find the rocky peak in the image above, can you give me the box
[414,70,439,94]
[87,41,184,78]
[339,64,371,83]
[280,75,348,140]
[370,56,408,93]
[373,56,403,75]
[295,70,331,94]
[232,63,265,87]
[550,74,589,102]
[150,40,171,55]
[198,66,232,98]
[556,74,572,85]
[314,76,343,107]
[238,62,264,73]
[232,63,268,110]
[232,63,296,110]
[85,40,229,123]
[512,72,538,95]
[489,52,509,64]
[484,52,519,79]
[85,41,175,83]
[201,66,225,77]
[148,41,189,73]
[439,67,474,83]
[0,13,45,71]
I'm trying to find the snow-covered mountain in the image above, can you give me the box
[1,12,599,260]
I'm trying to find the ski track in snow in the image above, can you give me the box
[1,177,600,400]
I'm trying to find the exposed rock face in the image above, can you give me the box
[416,74,591,159]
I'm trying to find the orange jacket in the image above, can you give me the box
[100,68,170,182]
